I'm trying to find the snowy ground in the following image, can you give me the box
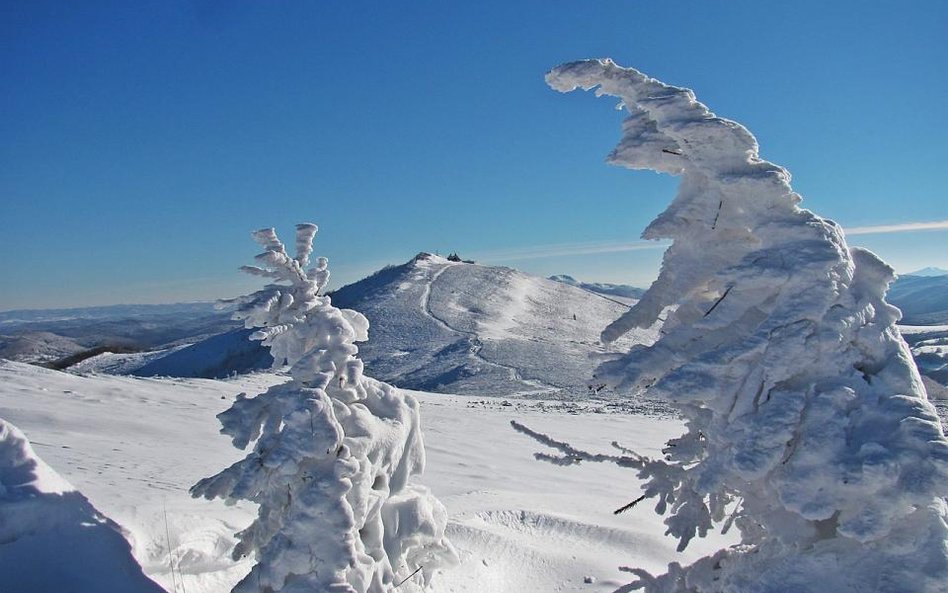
[0,360,731,592]
[899,325,948,404]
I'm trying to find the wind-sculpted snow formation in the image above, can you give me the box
[532,60,948,592]
[0,417,165,593]
[192,224,456,593]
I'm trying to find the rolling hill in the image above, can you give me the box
[887,273,948,325]
[133,254,659,400]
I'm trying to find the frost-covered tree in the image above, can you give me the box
[192,224,456,593]
[517,60,948,592]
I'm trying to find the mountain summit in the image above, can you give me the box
[135,254,657,398]
[329,254,657,397]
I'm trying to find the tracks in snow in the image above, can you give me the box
[416,261,558,397]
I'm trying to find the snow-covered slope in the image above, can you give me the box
[0,415,165,593]
[0,360,731,593]
[102,255,948,396]
[888,274,948,325]
[67,344,190,375]
[133,328,273,379]
[900,325,948,389]
[0,360,275,592]
[330,254,658,398]
[132,254,659,400]
[0,331,85,364]
[0,302,239,367]
[549,274,645,300]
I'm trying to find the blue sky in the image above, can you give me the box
[2,0,946,310]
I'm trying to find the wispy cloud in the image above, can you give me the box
[845,220,948,236]
[472,239,669,263]
[472,219,948,263]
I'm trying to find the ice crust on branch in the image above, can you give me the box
[540,60,948,592]
[192,224,456,593]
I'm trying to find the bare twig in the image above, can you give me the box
[163,503,179,593]
[703,285,733,317]
[395,566,423,587]
[710,199,723,230]
[510,420,646,469]
[613,494,648,515]
[721,498,744,535]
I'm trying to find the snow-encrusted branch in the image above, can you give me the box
[511,420,645,467]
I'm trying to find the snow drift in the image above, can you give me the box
[0,358,738,593]
[536,59,948,592]
[0,417,164,593]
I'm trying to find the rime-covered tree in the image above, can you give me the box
[192,224,456,593]
[517,60,948,593]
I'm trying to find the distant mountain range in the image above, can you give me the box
[906,267,948,277]
[0,302,236,348]
[0,302,238,370]
[2,259,946,395]
[887,273,948,325]
[0,331,86,365]
[0,302,225,325]
[547,275,645,300]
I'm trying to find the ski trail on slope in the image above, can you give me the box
[417,261,557,397]
[418,262,458,336]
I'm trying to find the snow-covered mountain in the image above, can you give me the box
[905,267,948,277]
[0,302,225,325]
[548,275,645,300]
[53,256,948,392]
[0,331,86,364]
[888,273,948,325]
[330,254,657,397]
[6,260,946,394]
[0,302,239,367]
[132,328,271,379]
[132,254,659,400]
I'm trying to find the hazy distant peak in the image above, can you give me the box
[549,274,645,300]
[905,266,948,277]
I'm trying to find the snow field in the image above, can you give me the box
[0,361,278,592]
[0,411,165,593]
[0,360,730,592]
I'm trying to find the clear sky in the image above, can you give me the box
[2,0,946,310]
